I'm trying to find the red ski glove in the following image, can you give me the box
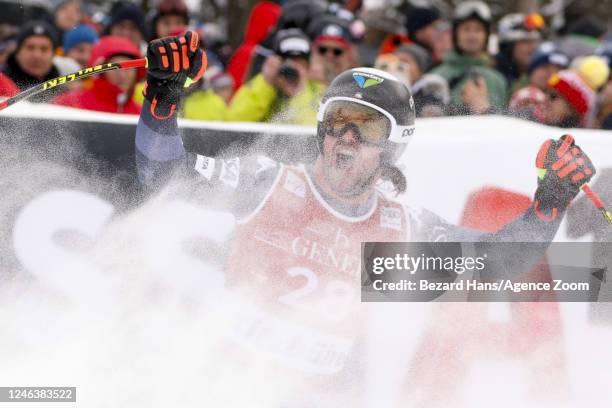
[533,134,595,221]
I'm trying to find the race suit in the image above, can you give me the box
[135,100,563,405]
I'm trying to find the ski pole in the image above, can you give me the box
[0,58,147,112]
[581,184,612,225]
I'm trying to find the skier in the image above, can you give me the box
[134,31,596,401]
[136,30,594,242]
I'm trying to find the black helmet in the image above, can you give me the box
[317,67,416,165]
[277,0,328,32]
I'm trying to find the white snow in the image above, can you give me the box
[1,108,612,407]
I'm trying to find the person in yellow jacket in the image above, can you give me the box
[181,65,235,121]
[183,28,326,125]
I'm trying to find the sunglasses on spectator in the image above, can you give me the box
[317,45,345,57]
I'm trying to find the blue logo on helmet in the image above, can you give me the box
[352,72,384,88]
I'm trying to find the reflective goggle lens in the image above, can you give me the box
[323,101,392,146]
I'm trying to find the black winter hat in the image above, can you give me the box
[106,1,146,36]
[528,42,569,74]
[16,20,59,50]
[405,5,440,39]
[277,0,327,32]
[566,16,605,39]
[307,14,353,45]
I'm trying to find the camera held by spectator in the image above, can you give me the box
[263,28,311,97]
[226,27,324,125]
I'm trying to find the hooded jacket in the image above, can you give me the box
[0,73,19,97]
[225,73,325,124]
[52,36,143,114]
[494,44,520,87]
[53,75,142,114]
[226,1,281,92]
[182,73,326,125]
[430,50,508,111]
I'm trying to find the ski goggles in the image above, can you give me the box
[453,1,491,22]
[318,97,414,146]
[322,100,391,146]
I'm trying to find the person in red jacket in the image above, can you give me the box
[226,1,281,92]
[0,73,19,97]
[53,36,144,114]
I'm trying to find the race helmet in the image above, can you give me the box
[497,13,544,44]
[277,0,328,32]
[316,67,416,165]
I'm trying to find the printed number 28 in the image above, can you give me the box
[278,267,354,323]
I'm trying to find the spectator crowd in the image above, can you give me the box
[0,0,611,130]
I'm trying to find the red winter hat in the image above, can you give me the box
[548,70,595,122]
[88,35,144,80]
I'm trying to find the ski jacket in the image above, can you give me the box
[1,54,61,102]
[181,89,229,121]
[52,75,141,114]
[135,97,562,246]
[52,36,143,114]
[226,1,281,92]
[430,50,508,112]
[219,73,326,125]
[134,97,565,385]
[494,46,520,89]
[0,73,19,97]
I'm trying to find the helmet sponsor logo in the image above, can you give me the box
[402,127,415,138]
[352,72,384,88]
